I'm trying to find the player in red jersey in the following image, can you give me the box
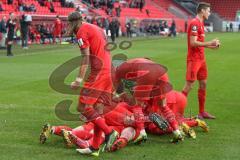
[145,90,209,138]
[66,11,118,156]
[53,15,62,44]
[39,102,142,153]
[114,57,184,143]
[182,2,220,119]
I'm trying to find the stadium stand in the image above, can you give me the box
[201,0,240,20]
[175,0,240,21]
[0,0,76,16]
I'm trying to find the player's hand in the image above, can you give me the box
[210,38,220,48]
[70,81,80,90]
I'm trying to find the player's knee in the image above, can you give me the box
[199,81,207,89]
[186,81,194,90]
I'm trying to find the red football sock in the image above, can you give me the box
[159,105,179,131]
[132,105,145,130]
[93,117,112,135]
[182,90,188,97]
[82,107,111,134]
[198,89,206,113]
[91,125,104,150]
[52,126,72,136]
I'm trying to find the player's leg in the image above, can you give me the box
[197,61,215,119]
[7,39,13,56]
[182,61,201,96]
[111,127,136,151]
[78,103,110,142]
[76,124,106,157]
[72,123,94,139]
[59,34,62,44]
[182,118,209,132]
[157,98,184,143]
[52,126,72,136]
[131,103,147,144]
[39,123,72,144]
[61,123,95,148]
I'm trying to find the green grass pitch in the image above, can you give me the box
[0,33,240,160]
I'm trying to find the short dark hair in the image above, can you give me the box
[197,2,211,13]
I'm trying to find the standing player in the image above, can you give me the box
[182,2,220,119]
[67,11,118,156]
[53,15,62,44]
[6,12,16,56]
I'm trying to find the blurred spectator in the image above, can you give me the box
[15,28,21,43]
[65,0,75,8]
[99,0,106,7]
[226,22,229,32]
[20,14,31,49]
[169,20,176,37]
[39,23,53,44]
[146,9,150,17]
[29,4,37,12]
[184,20,188,33]
[76,6,81,12]
[109,19,117,42]
[230,22,233,32]
[60,0,66,7]
[38,0,45,6]
[115,19,120,38]
[6,12,17,56]
[0,16,7,49]
[46,0,55,13]
[139,0,145,12]
[8,0,13,5]
[0,2,4,11]
[126,21,132,38]
[159,21,167,36]
[238,23,240,32]
[93,0,99,8]
[107,0,114,15]
[19,3,36,12]
[115,6,121,17]
[103,18,110,36]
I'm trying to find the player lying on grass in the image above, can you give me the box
[144,90,209,137]
[109,89,209,152]
[40,102,164,155]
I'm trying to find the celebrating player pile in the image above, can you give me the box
[39,1,219,156]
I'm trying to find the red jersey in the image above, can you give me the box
[115,58,171,100]
[76,22,111,75]
[187,17,205,61]
[54,19,62,32]
[115,58,167,83]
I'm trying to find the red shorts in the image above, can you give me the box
[79,73,113,105]
[186,60,208,81]
[53,30,61,37]
[104,102,133,127]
